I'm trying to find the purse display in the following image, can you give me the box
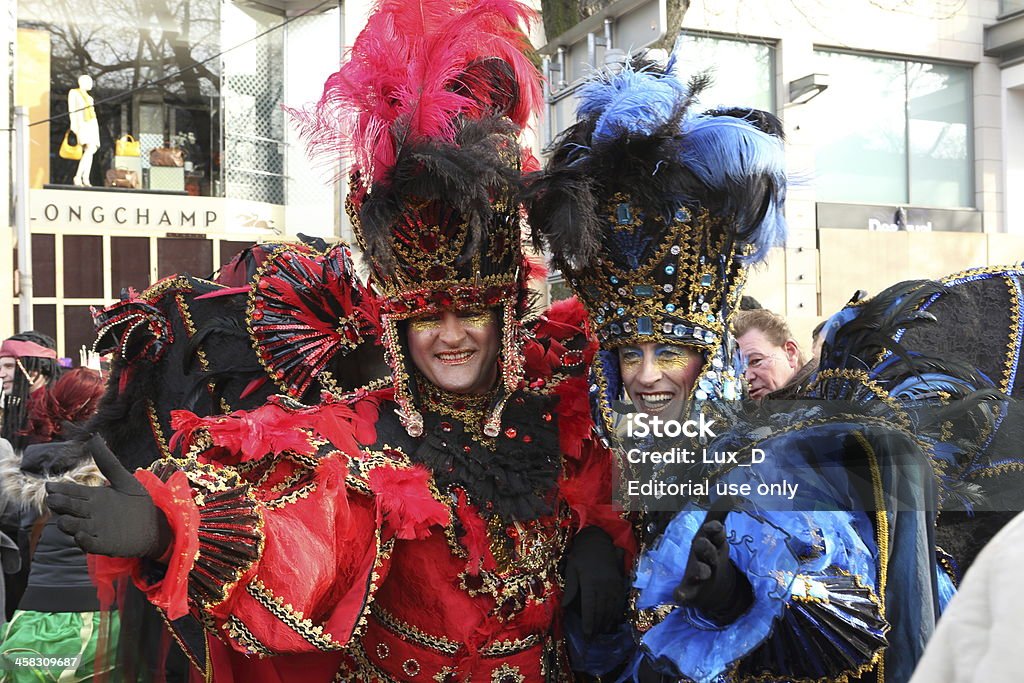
[115,134,141,157]
[149,145,185,167]
[104,168,140,189]
[58,130,83,160]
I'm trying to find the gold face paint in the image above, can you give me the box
[617,345,694,370]
[654,348,692,371]
[408,316,443,333]
[619,350,643,369]
[408,309,495,333]
[456,310,495,328]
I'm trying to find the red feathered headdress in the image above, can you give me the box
[291,0,543,438]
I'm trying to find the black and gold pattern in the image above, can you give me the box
[564,198,747,353]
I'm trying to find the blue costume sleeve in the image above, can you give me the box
[626,507,884,683]
[631,506,886,683]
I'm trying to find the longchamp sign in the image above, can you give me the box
[30,188,284,233]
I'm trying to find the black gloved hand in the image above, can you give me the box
[45,434,171,559]
[562,525,626,637]
[21,440,88,476]
[673,499,752,625]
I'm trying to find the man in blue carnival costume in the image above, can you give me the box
[525,54,983,682]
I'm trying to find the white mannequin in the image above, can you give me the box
[68,74,100,186]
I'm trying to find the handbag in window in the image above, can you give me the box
[115,134,141,157]
[149,145,185,167]
[59,130,83,160]
[105,168,140,189]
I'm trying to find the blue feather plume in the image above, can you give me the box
[576,60,689,144]
[681,115,787,262]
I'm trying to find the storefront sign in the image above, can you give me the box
[816,202,982,233]
[29,188,284,233]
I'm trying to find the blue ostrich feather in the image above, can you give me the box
[576,59,689,145]
[679,116,787,262]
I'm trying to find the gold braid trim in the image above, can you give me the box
[147,399,173,459]
[246,578,345,651]
[859,430,889,680]
[808,369,909,429]
[263,479,319,509]
[337,640,402,683]
[352,530,394,641]
[1004,274,1021,395]
[224,616,273,658]
[371,604,461,656]
[369,604,542,659]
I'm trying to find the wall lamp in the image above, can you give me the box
[788,73,830,105]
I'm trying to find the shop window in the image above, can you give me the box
[17,0,220,194]
[157,238,213,280]
[111,236,152,294]
[12,305,58,351]
[31,234,56,298]
[63,235,104,299]
[674,34,776,113]
[814,51,972,208]
[64,305,97,362]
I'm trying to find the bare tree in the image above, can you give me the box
[540,0,689,51]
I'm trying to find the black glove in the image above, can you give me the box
[21,440,88,476]
[673,500,752,625]
[562,525,626,637]
[45,435,171,559]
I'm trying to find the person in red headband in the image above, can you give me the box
[0,333,61,451]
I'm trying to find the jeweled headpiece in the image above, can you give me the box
[526,57,787,433]
[291,0,542,436]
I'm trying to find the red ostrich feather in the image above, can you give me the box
[289,0,542,184]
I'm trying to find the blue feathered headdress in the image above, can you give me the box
[524,54,787,433]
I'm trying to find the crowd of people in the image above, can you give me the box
[1,1,1022,681]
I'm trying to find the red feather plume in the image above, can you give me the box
[289,0,542,184]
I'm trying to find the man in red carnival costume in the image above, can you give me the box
[45,1,635,680]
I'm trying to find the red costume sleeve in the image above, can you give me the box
[95,397,421,658]
[124,447,387,657]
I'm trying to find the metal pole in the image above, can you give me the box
[13,106,32,331]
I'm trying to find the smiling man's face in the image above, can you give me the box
[407,308,499,395]
[618,343,703,420]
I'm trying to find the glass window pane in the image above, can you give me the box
[675,35,775,112]
[157,238,213,279]
[908,62,972,207]
[17,0,220,191]
[23,234,56,298]
[64,305,98,363]
[62,235,104,298]
[30,305,57,348]
[815,51,908,204]
[111,237,152,295]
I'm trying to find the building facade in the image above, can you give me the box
[3,0,378,360]
[6,0,1024,359]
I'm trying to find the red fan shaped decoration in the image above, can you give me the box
[247,244,380,398]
